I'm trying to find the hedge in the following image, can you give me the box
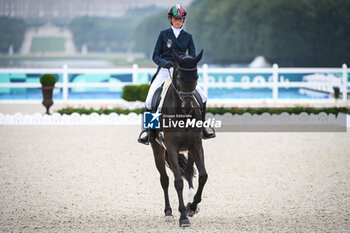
[57,107,143,115]
[207,107,350,115]
[138,84,150,102]
[121,84,150,101]
[56,106,350,116]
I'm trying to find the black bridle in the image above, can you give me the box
[168,65,198,102]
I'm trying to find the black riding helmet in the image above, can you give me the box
[168,4,187,19]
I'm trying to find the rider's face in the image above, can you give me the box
[169,17,184,29]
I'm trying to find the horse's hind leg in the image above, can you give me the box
[184,153,195,203]
[151,142,173,221]
[187,145,208,217]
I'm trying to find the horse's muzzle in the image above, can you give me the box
[181,96,194,115]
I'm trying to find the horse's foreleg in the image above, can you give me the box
[187,146,207,216]
[152,143,173,221]
[167,148,191,227]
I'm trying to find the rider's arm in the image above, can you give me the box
[188,34,196,57]
[152,32,167,68]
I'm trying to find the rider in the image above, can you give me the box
[138,4,215,145]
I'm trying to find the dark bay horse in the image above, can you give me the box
[151,50,208,227]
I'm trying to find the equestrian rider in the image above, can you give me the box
[138,4,215,145]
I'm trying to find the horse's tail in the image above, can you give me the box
[165,151,196,179]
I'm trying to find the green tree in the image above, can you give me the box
[70,16,135,52]
[188,0,350,66]
[134,10,169,58]
[0,17,26,53]
[69,6,164,53]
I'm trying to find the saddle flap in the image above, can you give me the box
[151,86,163,111]
[193,90,203,110]
[151,78,172,111]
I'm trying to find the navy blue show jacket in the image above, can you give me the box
[152,28,196,68]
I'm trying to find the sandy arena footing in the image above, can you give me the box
[0,125,349,232]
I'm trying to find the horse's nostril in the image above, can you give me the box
[181,99,193,115]
[181,107,193,115]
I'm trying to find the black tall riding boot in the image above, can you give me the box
[202,102,215,139]
[138,128,156,145]
[137,108,156,145]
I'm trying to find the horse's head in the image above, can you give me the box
[172,49,203,114]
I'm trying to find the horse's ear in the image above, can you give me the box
[193,50,203,64]
[172,49,181,62]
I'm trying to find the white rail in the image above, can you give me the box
[0,63,349,103]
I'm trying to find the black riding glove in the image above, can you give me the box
[164,60,174,69]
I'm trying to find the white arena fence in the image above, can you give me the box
[0,64,349,103]
[0,112,349,130]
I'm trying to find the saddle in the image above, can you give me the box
[151,78,203,111]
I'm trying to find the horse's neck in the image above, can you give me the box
[162,84,181,113]
[163,85,202,121]
[171,68,178,89]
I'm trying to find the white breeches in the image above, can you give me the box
[145,68,207,110]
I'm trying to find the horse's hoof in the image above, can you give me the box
[164,215,174,222]
[179,218,191,227]
[186,203,200,217]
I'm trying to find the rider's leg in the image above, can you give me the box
[195,86,207,103]
[201,102,215,139]
[139,68,172,145]
[145,68,173,110]
[195,86,215,139]
[137,105,155,145]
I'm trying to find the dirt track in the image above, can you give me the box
[0,126,349,232]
